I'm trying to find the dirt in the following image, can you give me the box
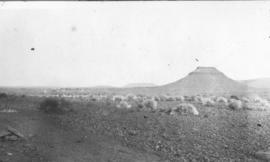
[0,98,161,162]
[0,96,270,162]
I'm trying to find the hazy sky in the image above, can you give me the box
[1,2,270,87]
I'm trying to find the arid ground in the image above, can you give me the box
[1,93,270,162]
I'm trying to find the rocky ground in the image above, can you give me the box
[0,96,270,162]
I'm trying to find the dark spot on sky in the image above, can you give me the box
[30,48,35,51]
[257,123,262,127]
[71,26,77,32]
[195,58,199,62]
[168,64,170,66]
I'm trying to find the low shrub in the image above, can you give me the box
[158,95,167,101]
[184,96,193,102]
[170,103,199,115]
[228,99,242,110]
[153,96,160,102]
[252,95,267,103]
[112,95,125,103]
[39,98,72,114]
[142,99,158,111]
[242,102,269,111]
[202,98,215,106]
[0,93,8,99]
[230,95,240,100]
[175,96,185,102]
[242,96,270,111]
[241,97,250,103]
[165,96,175,101]
[126,94,137,101]
[216,97,228,105]
[116,101,132,109]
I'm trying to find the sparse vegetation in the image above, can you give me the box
[230,95,240,100]
[170,103,199,115]
[38,98,71,114]
[175,96,185,102]
[142,99,158,111]
[126,94,137,101]
[116,100,132,109]
[112,95,124,103]
[0,92,8,99]
[1,91,270,162]
[228,99,242,110]
[202,97,215,106]
[216,96,228,105]
[241,97,250,103]
[242,96,270,111]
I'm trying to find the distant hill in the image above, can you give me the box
[92,85,116,89]
[5,67,253,96]
[151,67,249,96]
[103,67,251,96]
[241,78,270,89]
[124,83,157,88]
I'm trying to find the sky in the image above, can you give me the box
[0,2,270,87]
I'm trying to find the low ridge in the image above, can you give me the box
[91,67,251,96]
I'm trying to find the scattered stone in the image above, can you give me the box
[0,126,25,141]
[128,130,137,136]
[0,130,10,138]
[7,126,25,138]
[28,134,34,138]
[155,141,163,151]
[7,152,12,156]
[5,135,18,141]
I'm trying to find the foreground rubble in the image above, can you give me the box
[1,94,270,161]
[0,126,25,142]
